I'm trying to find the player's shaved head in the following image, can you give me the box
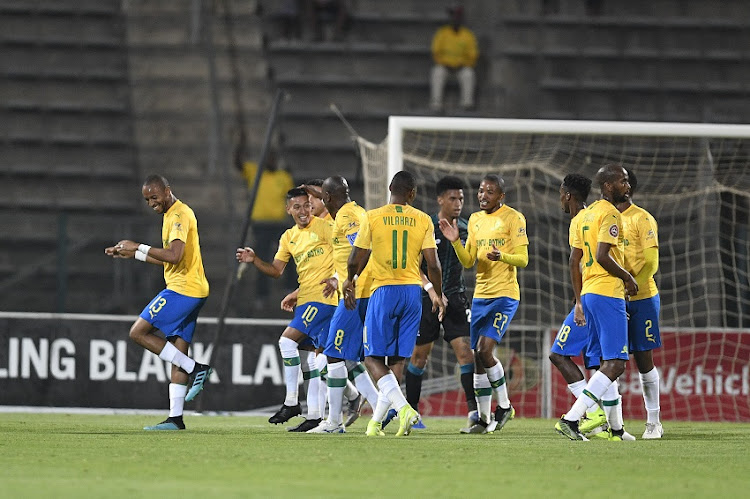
[562,173,592,201]
[390,170,417,197]
[482,174,505,192]
[323,175,349,198]
[143,174,169,190]
[595,163,626,188]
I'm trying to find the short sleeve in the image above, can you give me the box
[597,211,621,246]
[353,212,371,249]
[421,217,437,250]
[166,210,189,244]
[570,217,582,249]
[273,231,291,262]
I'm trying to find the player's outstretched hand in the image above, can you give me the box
[105,241,135,259]
[321,277,338,298]
[438,218,459,242]
[280,291,297,312]
[301,184,323,199]
[342,279,356,310]
[236,247,256,263]
[486,243,502,261]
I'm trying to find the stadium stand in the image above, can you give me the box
[1,0,749,317]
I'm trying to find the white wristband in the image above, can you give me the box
[423,282,434,292]
[353,274,359,282]
[137,244,151,255]
[134,251,148,262]
[332,272,339,280]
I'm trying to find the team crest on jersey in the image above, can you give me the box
[493,221,503,230]
[310,232,319,242]
[609,224,619,237]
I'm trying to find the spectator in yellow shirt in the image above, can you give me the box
[430,5,479,112]
[238,151,296,305]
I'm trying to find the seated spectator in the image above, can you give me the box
[429,5,479,112]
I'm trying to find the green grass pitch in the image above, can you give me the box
[1,413,749,498]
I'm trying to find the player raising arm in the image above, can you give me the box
[236,187,338,432]
[439,174,528,434]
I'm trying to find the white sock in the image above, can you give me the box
[344,379,359,401]
[377,372,408,412]
[565,371,613,422]
[158,342,195,374]
[316,354,328,418]
[371,390,392,423]
[302,352,321,419]
[639,367,661,424]
[168,383,187,418]
[602,380,623,431]
[486,362,510,409]
[278,337,300,406]
[326,361,347,424]
[474,373,492,424]
[350,362,380,408]
[567,379,586,399]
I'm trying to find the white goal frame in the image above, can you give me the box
[386,116,750,187]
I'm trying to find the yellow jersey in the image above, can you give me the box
[575,199,625,299]
[354,204,436,288]
[241,162,294,222]
[621,203,659,301]
[274,216,337,306]
[569,209,587,249]
[331,201,374,299]
[431,25,479,68]
[463,204,528,300]
[161,199,209,298]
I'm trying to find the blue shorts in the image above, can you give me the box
[323,298,369,361]
[139,289,207,344]
[289,301,336,349]
[550,307,599,369]
[627,295,662,352]
[364,285,422,358]
[469,297,519,349]
[581,293,629,362]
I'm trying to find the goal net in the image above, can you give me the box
[357,117,750,421]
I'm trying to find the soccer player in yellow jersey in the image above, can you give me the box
[305,176,382,434]
[548,174,612,431]
[236,187,338,432]
[343,171,445,437]
[617,168,663,439]
[556,164,639,441]
[440,174,528,434]
[104,175,211,431]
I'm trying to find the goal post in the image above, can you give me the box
[357,116,750,421]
